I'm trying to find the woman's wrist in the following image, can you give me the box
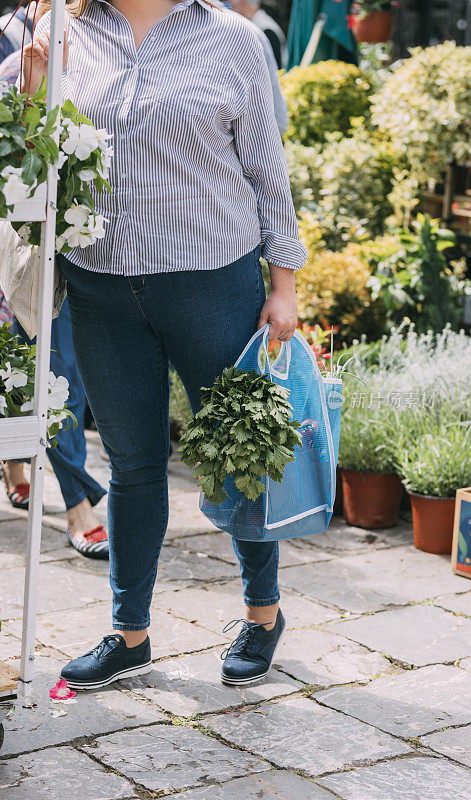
[268,262,296,295]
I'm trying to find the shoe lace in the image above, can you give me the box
[220,618,272,661]
[88,634,122,659]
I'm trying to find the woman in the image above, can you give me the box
[23,0,308,689]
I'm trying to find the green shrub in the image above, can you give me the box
[372,42,471,182]
[315,130,396,250]
[169,370,192,436]
[286,130,397,250]
[367,215,469,333]
[398,422,471,498]
[281,61,371,146]
[338,326,471,478]
[296,217,386,345]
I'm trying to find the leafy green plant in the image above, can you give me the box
[169,369,192,436]
[0,79,111,253]
[367,214,469,333]
[280,61,371,146]
[0,323,76,446]
[296,220,386,346]
[372,42,471,183]
[358,41,392,91]
[339,401,399,473]
[178,367,302,505]
[314,128,397,249]
[398,423,471,498]
[352,0,392,19]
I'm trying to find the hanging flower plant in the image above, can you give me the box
[0,77,111,253]
[0,323,77,445]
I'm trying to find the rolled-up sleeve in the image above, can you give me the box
[232,45,308,271]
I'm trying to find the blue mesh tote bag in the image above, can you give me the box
[199,324,342,542]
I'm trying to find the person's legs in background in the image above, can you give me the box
[5,298,108,558]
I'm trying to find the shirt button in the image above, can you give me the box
[122,210,128,217]
[150,36,156,41]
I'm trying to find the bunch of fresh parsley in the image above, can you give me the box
[178,366,302,505]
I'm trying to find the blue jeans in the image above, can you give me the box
[12,298,107,510]
[58,246,280,630]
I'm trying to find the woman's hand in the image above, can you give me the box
[21,30,68,94]
[257,263,297,342]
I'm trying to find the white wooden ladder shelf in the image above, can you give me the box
[0,0,66,696]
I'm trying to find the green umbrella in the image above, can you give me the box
[286,0,357,70]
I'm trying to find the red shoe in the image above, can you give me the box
[67,525,109,560]
[1,462,29,509]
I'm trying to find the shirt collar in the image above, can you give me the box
[93,0,211,11]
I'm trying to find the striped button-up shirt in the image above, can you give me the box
[36,0,308,275]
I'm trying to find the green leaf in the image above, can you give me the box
[0,103,13,123]
[22,149,43,185]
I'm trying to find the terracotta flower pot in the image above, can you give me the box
[408,491,455,555]
[341,469,403,529]
[350,9,393,43]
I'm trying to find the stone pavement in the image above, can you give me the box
[1,431,471,799]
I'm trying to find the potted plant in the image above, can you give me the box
[0,79,111,250]
[348,1,395,44]
[398,423,471,554]
[339,400,403,528]
[0,324,76,445]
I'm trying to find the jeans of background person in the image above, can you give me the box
[57,246,280,630]
[12,298,107,511]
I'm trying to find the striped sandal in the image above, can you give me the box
[67,525,109,560]
[1,462,30,510]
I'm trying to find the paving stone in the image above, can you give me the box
[173,532,332,568]
[168,771,334,799]
[0,746,137,800]
[435,592,471,617]
[274,627,398,687]
[421,725,471,767]
[279,547,467,613]
[207,696,410,775]
[300,516,413,554]
[1,654,164,756]
[158,547,238,583]
[86,724,269,793]
[5,602,225,660]
[318,756,471,800]
[166,489,220,538]
[152,580,341,636]
[123,649,301,715]
[323,605,471,666]
[0,519,74,565]
[316,665,471,736]
[0,561,110,620]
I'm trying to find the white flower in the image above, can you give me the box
[56,233,67,252]
[57,151,68,169]
[48,372,69,410]
[97,145,113,179]
[20,399,34,413]
[1,166,31,206]
[95,128,113,151]
[87,214,107,240]
[62,122,99,161]
[17,224,32,243]
[0,395,7,416]
[0,362,28,392]
[65,226,92,249]
[78,167,97,181]
[64,203,90,228]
